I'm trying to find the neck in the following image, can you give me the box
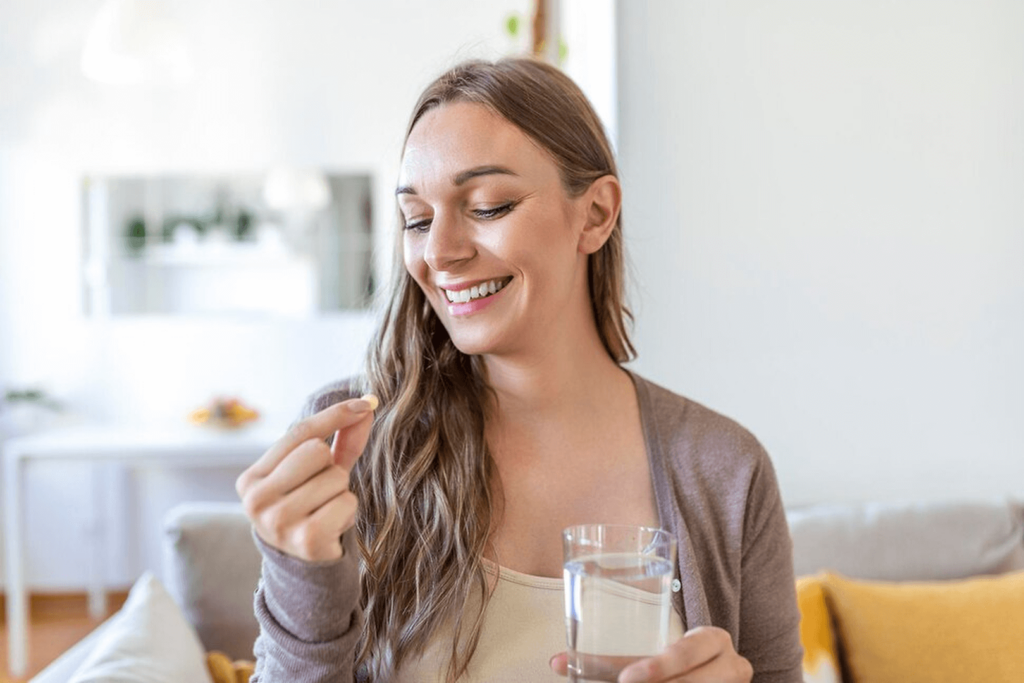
[482,329,630,426]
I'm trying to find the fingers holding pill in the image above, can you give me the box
[236,394,378,562]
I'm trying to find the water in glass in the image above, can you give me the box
[563,551,674,682]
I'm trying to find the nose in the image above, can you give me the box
[424,211,475,272]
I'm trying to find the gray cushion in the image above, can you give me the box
[787,498,1024,581]
[161,502,261,661]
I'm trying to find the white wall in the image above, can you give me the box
[9,0,1023,592]
[618,1,1024,506]
[0,0,531,590]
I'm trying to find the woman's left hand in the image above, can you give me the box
[549,626,753,683]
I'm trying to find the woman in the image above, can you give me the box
[236,57,803,683]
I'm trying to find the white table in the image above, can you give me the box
[3,425,280,678]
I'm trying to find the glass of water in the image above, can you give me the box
[562,524,677,682]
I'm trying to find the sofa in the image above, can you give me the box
[30,497,1024,683]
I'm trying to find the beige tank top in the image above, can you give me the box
[395,561,685,682]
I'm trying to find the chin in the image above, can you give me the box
[445,335,492,357]
[440,326,507,358]
[430,306,514,359]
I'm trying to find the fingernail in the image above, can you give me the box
[348,394,378,413]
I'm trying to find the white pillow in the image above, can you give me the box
[68,572,213,683]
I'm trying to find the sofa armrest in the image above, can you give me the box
[161,502,261,661]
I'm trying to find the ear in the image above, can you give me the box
[577,175,622,255]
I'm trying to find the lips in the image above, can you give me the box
[442,277,512,304]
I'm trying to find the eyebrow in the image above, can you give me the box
[395,165,518,196]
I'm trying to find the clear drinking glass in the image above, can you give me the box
[562,524,677,682]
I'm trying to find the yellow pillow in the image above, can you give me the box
[206,651,255,683]
[822,570,1024,683]
[796,575,843,683]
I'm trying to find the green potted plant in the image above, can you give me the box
[0,387,63,436]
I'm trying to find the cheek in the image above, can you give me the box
[511,215,577,270]
[403,238,425,279]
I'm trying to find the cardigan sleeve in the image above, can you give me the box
[738,451,804,683]
[250,530,363,683]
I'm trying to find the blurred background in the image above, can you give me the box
[0,0,1021,595]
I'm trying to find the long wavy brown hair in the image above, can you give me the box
[353,56,635,681]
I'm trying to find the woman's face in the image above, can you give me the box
[398,102,593,359]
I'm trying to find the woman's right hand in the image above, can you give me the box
[235,395,378,562]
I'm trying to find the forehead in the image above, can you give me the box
[399,102,555,191]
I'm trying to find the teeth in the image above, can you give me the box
[444,278,508,304]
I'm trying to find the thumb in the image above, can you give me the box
[549,652,568,677]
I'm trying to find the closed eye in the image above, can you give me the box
[472,202,515,220]
[403,218,432,233]
[403,200,516,232]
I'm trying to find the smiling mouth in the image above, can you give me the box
[443,277,512,304]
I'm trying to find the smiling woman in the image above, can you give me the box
[397,101,620,358]
[236,57,803,683]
